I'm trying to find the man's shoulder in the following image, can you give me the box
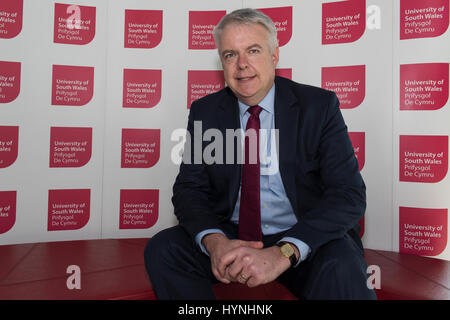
[275,76,335,103]
[189,87,235,113]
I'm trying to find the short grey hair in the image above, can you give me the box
[213,8,278,52]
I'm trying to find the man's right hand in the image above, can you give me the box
[202,233,263,284]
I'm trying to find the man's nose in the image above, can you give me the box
[237,54,248,70]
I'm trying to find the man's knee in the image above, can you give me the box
[144,226,190,274]
[307,237,375,299]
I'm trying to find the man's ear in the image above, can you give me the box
[272,47,280,67]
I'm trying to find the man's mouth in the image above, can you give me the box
[236,75,256,81]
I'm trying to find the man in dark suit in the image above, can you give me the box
[144,8,376,300]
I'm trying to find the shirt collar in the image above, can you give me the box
[238,83,275,117]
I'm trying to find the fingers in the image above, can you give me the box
[212,267,230,284]
[218,246,246,278]
[219,240,262,280]
[237,273,249,285]
[246,276,259,287]
[208,237,237,283]
[226,255,248,281]
[228,246,283,288]
[216,256,229,281]
[235,269,258,287]
[238,240,264,249]
[238,265,263,288]
[216,243,246,279]
[222,248,255,283]
[210,239,263,284]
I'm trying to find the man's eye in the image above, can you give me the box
[249,49,260,54]
[224,53,234,59]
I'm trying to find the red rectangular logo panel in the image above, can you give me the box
[51,65,94,106]
[48,189,90,231]
[400,63,449,111]
[121,129,160,168]
[49,127,93,168]
[119,189,159,229]
[322,65,365,109]
[0,191,16,234]
[0,0,23,39]
[399,135,448,183]
[0,61,21,103]
[54,3,96,45]
[187,70,225,109]
[123,69,161,108]
[0,126,19,168]
[257,7,292,47]
[188,10,225,49]
[400,207,447,256]
[124,10,162,49]
[400,0,449,40]
[322,0,366,45]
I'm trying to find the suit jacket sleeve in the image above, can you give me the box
[171,100,224,239]
[283,91,366,256]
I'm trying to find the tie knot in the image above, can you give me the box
[248,105,262,117]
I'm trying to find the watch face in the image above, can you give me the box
[281,243,294,257]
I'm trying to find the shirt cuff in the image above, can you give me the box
[195,229,226,256]
[279,236,311,267]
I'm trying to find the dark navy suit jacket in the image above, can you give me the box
[172,76,365,258]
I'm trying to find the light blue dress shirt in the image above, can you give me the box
[195,84,311,265]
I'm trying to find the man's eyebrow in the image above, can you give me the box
[221,44,263,56]
[247,44,263,50]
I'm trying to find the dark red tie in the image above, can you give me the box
[238,105,263,241]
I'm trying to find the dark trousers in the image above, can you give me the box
[144,224,377,300]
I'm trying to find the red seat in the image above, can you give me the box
[213,281,297,300]
[364,249,450,300]
[0,238,448,300]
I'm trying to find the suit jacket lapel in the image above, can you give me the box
[217,87,240,131]
[274,77,301,214]
[217,88,241,215]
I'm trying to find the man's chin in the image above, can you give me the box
[235,93,262,106]
[234,87,258,100]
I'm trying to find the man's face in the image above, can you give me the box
[218,22,279,106]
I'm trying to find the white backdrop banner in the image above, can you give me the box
[0,0,449,261]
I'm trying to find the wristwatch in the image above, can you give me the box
[276,242,298,268]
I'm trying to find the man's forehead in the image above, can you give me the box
[219,22,269,47]
[221,21,268,33]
